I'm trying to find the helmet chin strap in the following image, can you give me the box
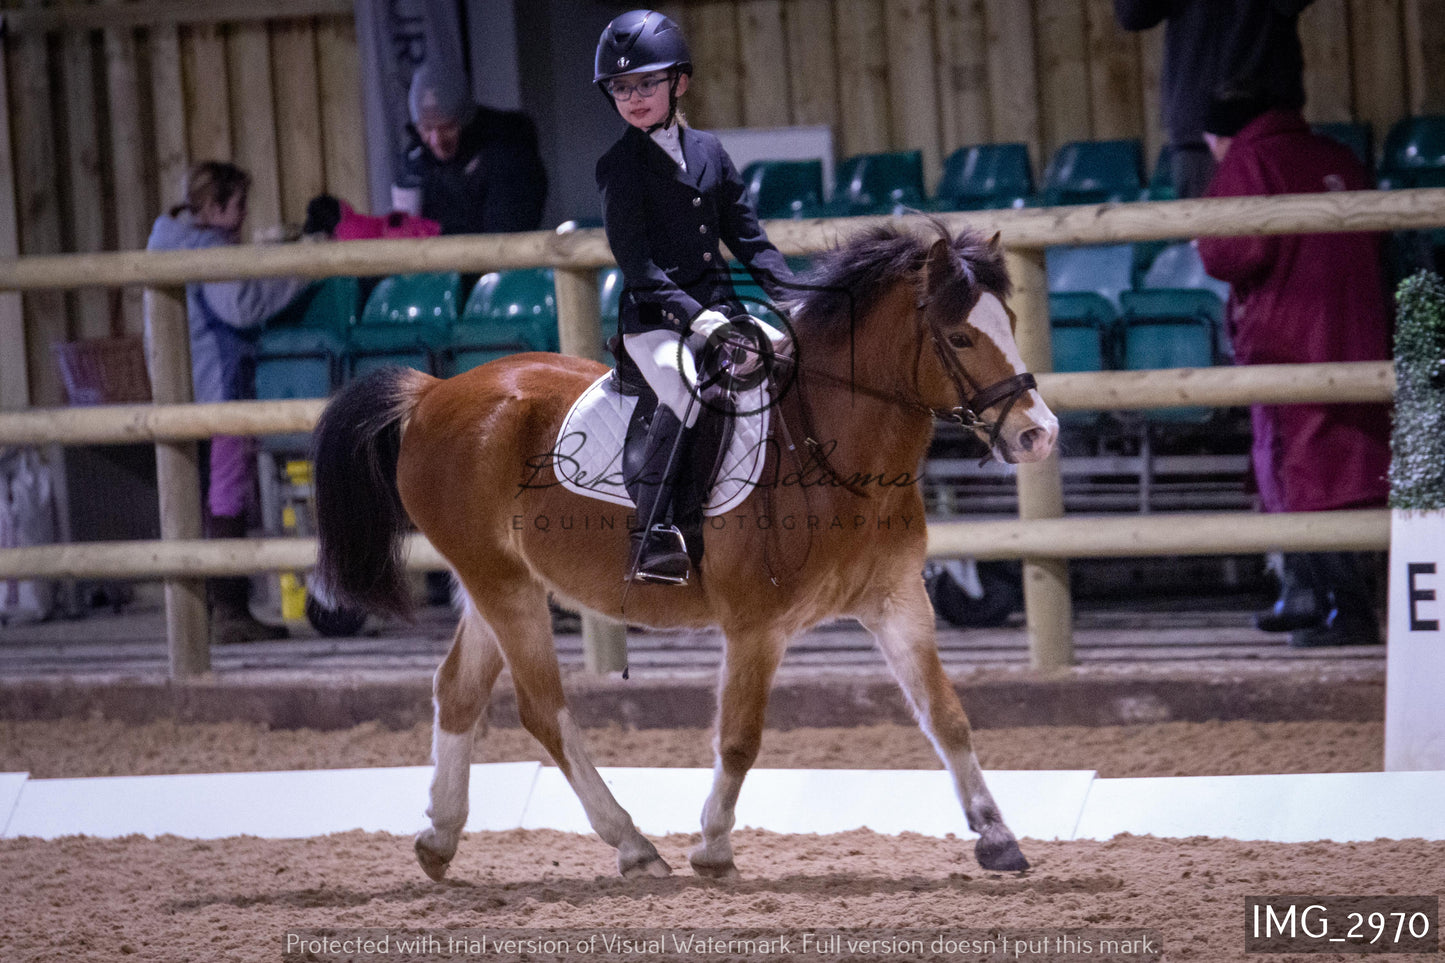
[645,73,683,134]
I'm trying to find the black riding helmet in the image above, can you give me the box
[594,9,692,131]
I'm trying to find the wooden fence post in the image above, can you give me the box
[144,285,210,677]
[553,266,628,674]
[1004,248,1074,669]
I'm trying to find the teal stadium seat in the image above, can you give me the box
[1143,145,1177,201]
[1141,242,1231,302]
[599,267,622,349]
[255,275,358,401]
[450,268,559,374]
[1046,243,1136,309]
[348,272,457,378]
[1380,115,1445,184]
[1120,288,1220,423]
[254,276,359,451]
[741,159,824,219]
[820,150,927,216]
[932,143,1034,211]
[1048,292,1117,428]
[1313,122,1374,173]
[1040,139,1145,206]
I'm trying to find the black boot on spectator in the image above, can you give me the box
[1255,553,1325,632]
[208,515,289,644]
[1288,553,1382,648]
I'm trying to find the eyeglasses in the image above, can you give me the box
[606,76,668,101]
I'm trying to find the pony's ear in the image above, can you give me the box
[987,231,1003,252]
[925,237,955,295]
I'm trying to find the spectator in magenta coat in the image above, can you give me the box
[1196,86,1391,648]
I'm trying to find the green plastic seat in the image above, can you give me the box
[1049,292,1117,428]
[1143,145,1177,202]
[252,277,360,449]
[1313,122,1374,173]
[933,144,1034,211]
[1381,115,1445,176]
[823,150,927,215]
[450,268,559,374]
[1040,139,1144,206]
[348,272,457,377]
[253,276,358,417]
[1046,243,1135,309]
[741,159,824,219]
[1140,242,1231,302]
[599,267,622,348]
[1121,289,1219,423]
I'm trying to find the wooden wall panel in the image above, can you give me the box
[59,13,112,340]
[688,2,743,130]
[1404,0,1445,114]
[886,0,941,185]
[315,16,366,209]
[227,23,281,236]
[934,0,991,156]
[1300,0,1354,123]
[1349,0,1407,144]
[1085,0,1142,141]
[181,23,231,162]
[0,18,31,410]
[149,22,189,208]
[104,10,152,336]
[1035,0,1091,160]
[784,0,839,131]
[271,20,324,226]
[834,0,891,156]
[1138,24,1165,163]
[737,1,791,128]
[984,0,1040,167]
[14,0,70,407]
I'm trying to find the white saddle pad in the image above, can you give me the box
[553,373,770,516]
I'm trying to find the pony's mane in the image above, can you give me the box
[784,221,1011,335]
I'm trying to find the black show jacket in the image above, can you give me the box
[597,125,792,338]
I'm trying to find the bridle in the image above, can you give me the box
[919,289,1038,455]
[765,284,1039,462]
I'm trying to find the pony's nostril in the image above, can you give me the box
[1018,427,1041,452]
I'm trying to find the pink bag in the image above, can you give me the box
[333,201,441,241]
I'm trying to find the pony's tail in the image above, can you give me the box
[310,365,434,619]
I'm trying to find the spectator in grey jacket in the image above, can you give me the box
[147,161,305,643]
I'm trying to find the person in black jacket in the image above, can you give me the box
[1113,0,1316,198]
[392,60,548,235]
[594,9,792,586]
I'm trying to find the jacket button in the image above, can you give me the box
[702,252,713,262]
[699,224,707,234]
[692,197,702,207]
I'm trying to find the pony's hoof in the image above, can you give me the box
[414,835,453,882]
[689,847,741,879]
[975,835,1030,872]
[620,854,673,879]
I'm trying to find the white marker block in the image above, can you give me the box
[1386,510,1445,771]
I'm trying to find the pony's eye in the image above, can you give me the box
[947,332,973,350]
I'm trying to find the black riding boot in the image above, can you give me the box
[1255,553,1325,632]
[1289,552,1382,648]
[624,404,692,585]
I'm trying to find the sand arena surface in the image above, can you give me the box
[2,718,1440,962]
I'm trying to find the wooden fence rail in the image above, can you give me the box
[0,190,1428,675]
